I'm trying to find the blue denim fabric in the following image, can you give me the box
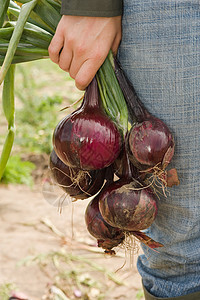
[118,0,200,298]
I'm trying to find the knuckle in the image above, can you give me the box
[76,43,86,57]
[69,70,75,79]
[48,44,54,55]
[58,62,68,72]
[48,44,57,57]
[66,35,74,48]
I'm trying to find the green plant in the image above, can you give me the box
[0,64,15,180]
[0,0,58,177]
[0,282,17,300]
[136,288,144,300]
[1,154,35,186]
[13,62,63,154]
[15,94,62,154]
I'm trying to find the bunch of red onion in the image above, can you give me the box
[50,52,178,253]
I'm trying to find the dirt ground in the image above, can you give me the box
[0,175,144,300]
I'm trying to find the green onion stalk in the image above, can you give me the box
[96,51,129,136]
[0,64,15,180]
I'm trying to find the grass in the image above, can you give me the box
[18,248,125,300]
[136,288,144,299]
[1,154,35,186]
[0,283,18,300]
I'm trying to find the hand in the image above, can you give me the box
[48,15,122,90]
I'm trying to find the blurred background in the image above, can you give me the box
[0,59,144,300]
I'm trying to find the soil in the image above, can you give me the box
[0,155,144,300]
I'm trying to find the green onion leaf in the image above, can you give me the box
[0,0,10,28]
[2,64,15,127]
[0,0,38,85]
[97,52,128,135]
[0,65,15,180]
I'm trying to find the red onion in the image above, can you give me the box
[127,117,174,171]
[85,193,125,251]
[53,77,123,171]
[114,57,174,171]
[99,178,158,231]
[50,149,106,200]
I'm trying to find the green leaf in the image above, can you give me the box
[2,64,15,127]
[0,27,14,40]
[1,155,35,186]
[97,52,128,135]
[9,0,21,11]
[0,0,38,85]
[0,44,49,56]
[21,27,52,48]
[0,64,15,180]
[0,26,52,49]
[17,0,61,30]
[0,0,10,28]
[0,127,15,180]
[31,0,61,33]
[136,289,144,300]
[0,55,46,65]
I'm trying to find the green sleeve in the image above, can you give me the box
[61,0,123,17]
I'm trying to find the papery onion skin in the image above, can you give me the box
[49,149,106,200]
[53,77,123,171]
[127,117,175,170]
[85,195,125,250]
[99,178,158,231]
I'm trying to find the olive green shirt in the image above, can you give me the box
[61,0,123,17]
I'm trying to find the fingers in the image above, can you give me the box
[73,35,122,90]
[75,55,106,90]
[48,32,64,64]
[58,46,73,72]
[48,15,122,90]
[70,45,109,89]
[68,49,84,79]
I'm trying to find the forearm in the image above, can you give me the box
[61,0,123,17]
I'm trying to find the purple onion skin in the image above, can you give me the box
[49,149,106,200]
[114,57,175,170]
[53,77,123,171]
[127,117,175,171]
[130,231,163,249]
[85,194,125,250]
[99,178,158,231]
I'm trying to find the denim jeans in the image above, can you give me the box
[118,0,200,298]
